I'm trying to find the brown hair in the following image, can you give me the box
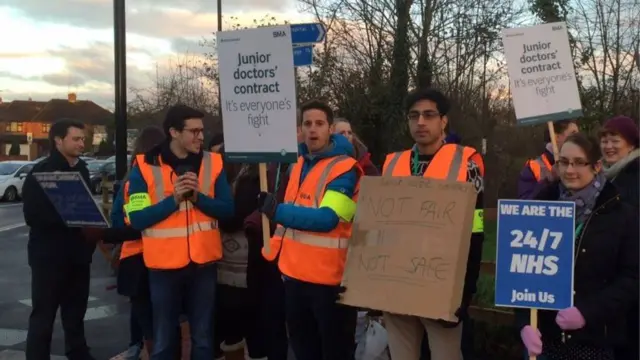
[130,126,165,168]
[562,133,601,167]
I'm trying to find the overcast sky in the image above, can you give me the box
[0,0,311,109]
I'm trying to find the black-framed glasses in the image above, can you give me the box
[183,128,204,136]
[407,110,441,122]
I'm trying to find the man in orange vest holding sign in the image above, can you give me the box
[381,88,484,360]
[517,120,578,199]
[257,100,362,360]
[126,105,235,360]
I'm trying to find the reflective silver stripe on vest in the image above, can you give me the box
[200,152,212,194]
[384,145,465,180]
[310,155,350,207]
[142,220,218,238]
[149,152,214,200]
[532,157,551,180]
[273,155,353,248]
[273,227,348,249]
[383,152,403,176]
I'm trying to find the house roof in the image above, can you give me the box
[31,99,112,125]
[0,98,112,125]
[0,100,47,122]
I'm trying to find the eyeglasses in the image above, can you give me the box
[183,128,204,136]
[407,111,441,122]
[557,159,590,169]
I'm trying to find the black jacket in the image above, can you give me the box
[609,154,639,208]
[516,181,639,347]
[23,149,96,265]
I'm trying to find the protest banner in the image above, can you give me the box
[217,25,301,254]
[217,25,298,163]
[33,172,109,228]
[502,22,583,126]
[495,199,575,310]
[339,176,477,321]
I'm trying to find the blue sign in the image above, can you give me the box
[293,45,313,67]
[290,23,326,44]
[34,172,109,228]
[495,199,575,310]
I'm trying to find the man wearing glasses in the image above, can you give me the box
[381,88,484,360]
[126,104,234,359]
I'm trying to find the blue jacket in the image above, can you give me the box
[126,158,234,231]
[111,185,126,228]
[274,134,359,233]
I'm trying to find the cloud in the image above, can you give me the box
[3,0,297,35]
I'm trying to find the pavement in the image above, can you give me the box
[0,200,131,360]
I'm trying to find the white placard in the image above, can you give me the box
[217,26,299,163]
[502,22,583,126]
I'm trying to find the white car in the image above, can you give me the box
[0,161,34,202]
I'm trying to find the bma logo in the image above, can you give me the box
[273,30,287,38]
[552,25,563,31]
[299,193,311,200]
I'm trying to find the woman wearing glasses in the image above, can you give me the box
[518,133,639,360]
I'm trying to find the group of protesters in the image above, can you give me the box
[22,86,638,360]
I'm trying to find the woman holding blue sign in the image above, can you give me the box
[517,133,639,359]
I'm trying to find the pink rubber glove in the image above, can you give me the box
[556,307,586,330]
[520,325,542,356]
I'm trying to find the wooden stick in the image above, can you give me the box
[258,163,271,255]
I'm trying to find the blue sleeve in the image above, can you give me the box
[127,165,179,231]
[110,186,126,229]
[274,168,357,232]
[193,169,235,220]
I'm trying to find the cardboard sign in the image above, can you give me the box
[495,199,576,310]
[339,176,478,321]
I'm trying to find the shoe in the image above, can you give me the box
[125,343,143,360]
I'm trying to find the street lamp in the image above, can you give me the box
[113,0,127,181]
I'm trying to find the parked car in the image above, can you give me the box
[90,161,116,194]
[0,161,34,201]
[87,160,106,177]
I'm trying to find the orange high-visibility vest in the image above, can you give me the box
[526,153,553,182]
[264,155,361,286]
[382,143,477,180]
[119,180,143,260]
[135,151,223,270]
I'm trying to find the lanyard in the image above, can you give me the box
[411,144,420,176]
[575,222,584,239]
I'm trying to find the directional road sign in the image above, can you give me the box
[290,23,326,45]
[293,45,313,67]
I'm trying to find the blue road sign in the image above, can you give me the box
[291,23,326,44]
[293,45,313,67]
[495,199,575,311]
[34,172,109,228]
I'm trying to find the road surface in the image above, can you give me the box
[0,201,130,359]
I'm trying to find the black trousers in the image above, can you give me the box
[26,261,91,360]
[284,278,357,360]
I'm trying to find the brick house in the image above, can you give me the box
[0,93,112,158]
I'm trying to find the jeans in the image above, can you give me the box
[26,262,92,360]
[284,278,357,360]
[149,263,217,360]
